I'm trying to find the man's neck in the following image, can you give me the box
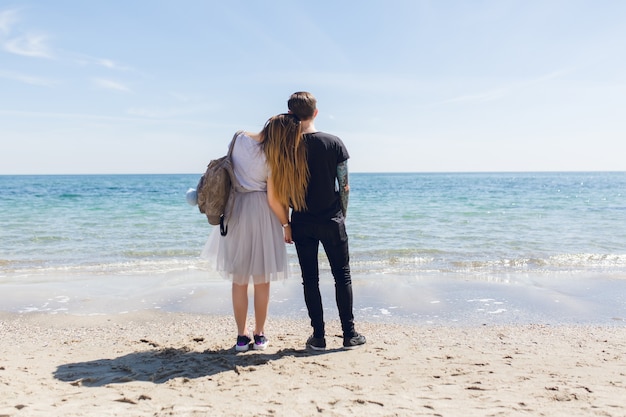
[301,120,317,134]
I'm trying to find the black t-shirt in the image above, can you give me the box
[292,131,350,222]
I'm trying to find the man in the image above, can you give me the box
[288,91,366,350]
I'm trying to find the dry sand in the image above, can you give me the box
[1,311,625,416]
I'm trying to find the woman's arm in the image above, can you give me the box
[337,160,350,217]
[267,176,292,243]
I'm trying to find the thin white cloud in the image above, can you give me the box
[0,70,56,86]
[0,109,138,121]
[0,109,217,128]
[168,92,205,103]
[522,69,571,86]
[0,9,54,58]
[96,58,131,71]
[125,92,219,118]
[257,71,432,95]
[73,53,135,73]
[126,103,215,119]
[442,88,509,104]
[3,32,53,58]
[0,9,18,34]
[92,77,132,93]
[440,69,571,106]
[126,107,161,118]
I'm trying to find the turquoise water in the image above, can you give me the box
[1,172,626,279]
[349,172,626,277]
[1,172,626,322]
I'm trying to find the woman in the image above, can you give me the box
[202,113,308,352]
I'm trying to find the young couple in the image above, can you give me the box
[202,92,366,352]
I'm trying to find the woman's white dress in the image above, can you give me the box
[201,132,287,285]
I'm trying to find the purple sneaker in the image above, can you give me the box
[253,334,268,350]
[235,335,251,352]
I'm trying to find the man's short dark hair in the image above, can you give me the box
[288,92,317,121]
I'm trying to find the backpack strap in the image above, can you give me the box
[220,130,245,236]
[226,130,241,156]
[226,131,249,194]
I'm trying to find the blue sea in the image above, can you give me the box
[2,172,626,324]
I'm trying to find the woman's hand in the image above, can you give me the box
[283,224,292,244]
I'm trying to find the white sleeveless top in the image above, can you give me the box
[231,132,269,192]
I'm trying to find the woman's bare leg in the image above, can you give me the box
[232,282,249,335]
[253,281,270,336]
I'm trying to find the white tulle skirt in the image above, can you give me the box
[201,191,288,285]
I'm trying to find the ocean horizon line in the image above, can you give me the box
[1,170,625,177]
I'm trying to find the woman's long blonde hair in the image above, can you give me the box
[261,114,309,211]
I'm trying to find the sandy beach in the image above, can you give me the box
[1,311,625,417]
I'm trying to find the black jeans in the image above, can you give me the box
[292,219,355,338]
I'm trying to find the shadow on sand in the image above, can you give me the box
[53,343,343,387]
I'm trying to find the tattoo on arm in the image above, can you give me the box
[337,161,349,217]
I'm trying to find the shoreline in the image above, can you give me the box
[1,311,626,416]
[2,271,626,325]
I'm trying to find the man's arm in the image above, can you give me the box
[337,160,349,217]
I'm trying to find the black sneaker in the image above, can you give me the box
[253,334,268,350]
[306,335,326,351]
[235,335,251,352]
[343,333,366,350]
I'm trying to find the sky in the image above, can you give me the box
[1,0,625,174]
